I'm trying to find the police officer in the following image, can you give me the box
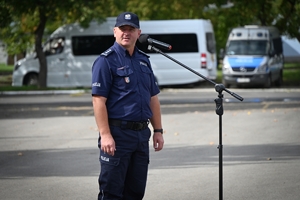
[92,12,164,200]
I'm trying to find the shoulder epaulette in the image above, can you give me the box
[101,48,114,57]
[138,49,150,58]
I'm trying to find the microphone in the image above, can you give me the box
[138,34,172,50]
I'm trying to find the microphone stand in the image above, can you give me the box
[147,45,243,200]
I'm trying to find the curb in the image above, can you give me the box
[0,90,87,96]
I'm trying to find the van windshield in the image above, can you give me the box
[226,40,269,55]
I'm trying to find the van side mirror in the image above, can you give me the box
[269,49,276,57]
[219,48,225,59]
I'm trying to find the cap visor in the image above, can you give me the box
[115,22,139,28]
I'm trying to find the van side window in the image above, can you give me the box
[206,32,216,53]
[72,35,115,55]
[136,34,198,53]
[269,40,275,55]
[44,37,65,56]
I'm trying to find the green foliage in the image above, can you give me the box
[0,63,14,72]
[112,0,300,54]
[0,0,113,87]
[122,0,218,20]
[274,0,300,40]
[1,0,300,55]
[0,0,114,55]
[283,69,300,86]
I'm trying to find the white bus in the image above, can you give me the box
[12,18,217,87]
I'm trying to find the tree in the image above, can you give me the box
[203,0,300,51]
[0,0,115,88]
[122,0,300,53]
[1,0,299,88]
[273,0,300,41]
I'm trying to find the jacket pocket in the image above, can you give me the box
[116,65,133,77]
[115,65,134,89]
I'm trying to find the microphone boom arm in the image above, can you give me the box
[147,45,243,101]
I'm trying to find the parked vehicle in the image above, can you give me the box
[221,25,284,88]
[12,18,217,87]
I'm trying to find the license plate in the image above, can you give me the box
[237,78,250,83]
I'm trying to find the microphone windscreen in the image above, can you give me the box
[138,34,149,44]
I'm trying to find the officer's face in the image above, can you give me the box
[114,25,141,50]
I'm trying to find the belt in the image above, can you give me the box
[108,119,149,131]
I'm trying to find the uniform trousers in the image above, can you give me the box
[98,125,151,200]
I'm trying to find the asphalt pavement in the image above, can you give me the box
[0,88,300,200]
[1,88,300,119]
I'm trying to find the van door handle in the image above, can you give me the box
[59,58,64,61]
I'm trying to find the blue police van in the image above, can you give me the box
[221,25,284,88]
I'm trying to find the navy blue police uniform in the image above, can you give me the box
[92,41,160,200]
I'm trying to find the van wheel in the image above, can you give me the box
[24,73,38,86]
[274,71,283,87]
[264,74,272,88]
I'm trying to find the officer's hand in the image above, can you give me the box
[101,134,116,156]
[153,133,164,151]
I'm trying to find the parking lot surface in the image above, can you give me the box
[0,99,299,199]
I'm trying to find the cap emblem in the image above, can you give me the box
[124,14,131,20]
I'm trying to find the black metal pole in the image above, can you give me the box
[215,91,224,200]
[219,114,223,200]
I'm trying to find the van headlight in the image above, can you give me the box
[14,62,21,71]
[222,63,230,73]
[257,64,268,73]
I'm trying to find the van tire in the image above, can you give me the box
[274,71,283,87]
[264,74,272,88]
[24,73,38,86]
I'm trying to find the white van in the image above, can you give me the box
[221,25,284,88]
[12,18,217,87]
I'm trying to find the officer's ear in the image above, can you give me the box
[113,27,117,37]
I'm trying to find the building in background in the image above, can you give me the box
[0,40,25,65]
[0,40,7,64]
[282,36,300,62]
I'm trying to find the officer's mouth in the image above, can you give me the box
[122,37,130,41]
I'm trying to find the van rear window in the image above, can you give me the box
[206,32,216,53]
[72,35,115,55]
[136,33,198,53]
